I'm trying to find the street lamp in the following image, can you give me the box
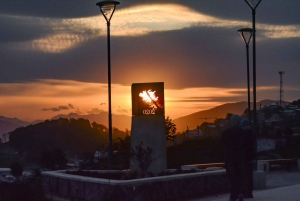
[238,28,253,121]
[244,0,262,134]
[96,0,120,169]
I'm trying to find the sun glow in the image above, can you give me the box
[0,79,294,121]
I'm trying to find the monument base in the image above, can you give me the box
[130,115,167,176]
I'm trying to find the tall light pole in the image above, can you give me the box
[244,0,262,134]
[279,71,285,106]
[238,28,253,121]
[96,0,120,169]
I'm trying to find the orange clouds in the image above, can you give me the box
[0,79,287,121]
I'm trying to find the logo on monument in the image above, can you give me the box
[132,82,164,116]
[139,89,163,115]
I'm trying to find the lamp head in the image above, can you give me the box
[245,0,262,10]
[96,1,120,22]
[238,28,253,46]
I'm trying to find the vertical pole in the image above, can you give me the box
[107,21,113,170]
[280,72,282,105]
[252,8,258,165]
[246,44,251,121]
[252,9,257,135]
[279,71,284,106]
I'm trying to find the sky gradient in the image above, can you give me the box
[1,0,300,121]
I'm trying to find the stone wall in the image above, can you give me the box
[42,170,230,201]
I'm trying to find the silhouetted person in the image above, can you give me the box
[240,118,256,198]
[221,114,245,201]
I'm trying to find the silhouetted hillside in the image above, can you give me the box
[7,118,127,163]
[1,100,290,137]
[52,112,131,131]
[173,99,289,132]
[0,112,131,139]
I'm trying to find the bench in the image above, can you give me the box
[257,158,299,172]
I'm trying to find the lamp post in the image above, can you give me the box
[96,0,120,169]
[244,0,262,134]
[238,28,253,121]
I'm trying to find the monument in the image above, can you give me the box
[130,82,167,176]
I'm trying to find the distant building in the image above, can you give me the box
[94,151,108,163]
[270,113,280,122]
[286,104,298,110]
[258,101,300,136]
[185,127,202,139]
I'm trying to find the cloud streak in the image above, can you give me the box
[3,3,300,53]
[42,104,75,112]
[87,108,104,114]
[116,106,128,114]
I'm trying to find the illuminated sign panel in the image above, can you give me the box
[132,82,164,116]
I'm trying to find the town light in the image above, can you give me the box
[96,0,120,169]
[238,28,253,120]
[244,0,262,134]
[245,0,262,9]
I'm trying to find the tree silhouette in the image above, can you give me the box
[130,142,156,178]
[114,135,131,169]
[165,116,177,142]
[291,99,300,106]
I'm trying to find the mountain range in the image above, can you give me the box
[51,112,131,131]
[0,116,31,140]
[0,99,286,137]
[173,99,286,132]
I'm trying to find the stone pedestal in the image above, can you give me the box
[253,171,266,189]
[130,115,166,175]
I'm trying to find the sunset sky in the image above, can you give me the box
[0,0,300,122]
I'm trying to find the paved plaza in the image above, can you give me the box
[187,171,300,201]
